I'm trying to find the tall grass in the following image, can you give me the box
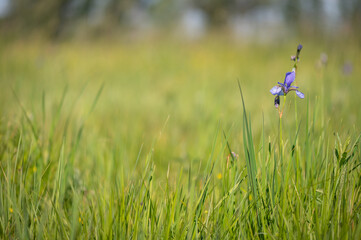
[0,38,360,239]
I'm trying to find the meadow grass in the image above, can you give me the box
[0,36,360,239]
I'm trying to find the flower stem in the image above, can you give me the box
[294,70,298,145]
[279,96,286,150]
[295,94,298,123]
[279,114,282,149]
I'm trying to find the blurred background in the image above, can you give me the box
[0,0,360,41]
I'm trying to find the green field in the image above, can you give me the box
[1,36,360,239]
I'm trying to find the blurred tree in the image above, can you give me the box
[283,0,300,25]
[0,0,359,39]
[195,0,269,25]
[4,0,73,37]
[340,0,361,29]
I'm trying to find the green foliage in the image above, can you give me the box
[0,38,360,239]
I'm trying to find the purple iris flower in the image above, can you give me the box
[297,44,303,51]
[292,44,303,62]
[270,70,304,107]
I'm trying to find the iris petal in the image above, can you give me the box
[270,86,282,95]
[296,90,304,99]
[284,71,296,87]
